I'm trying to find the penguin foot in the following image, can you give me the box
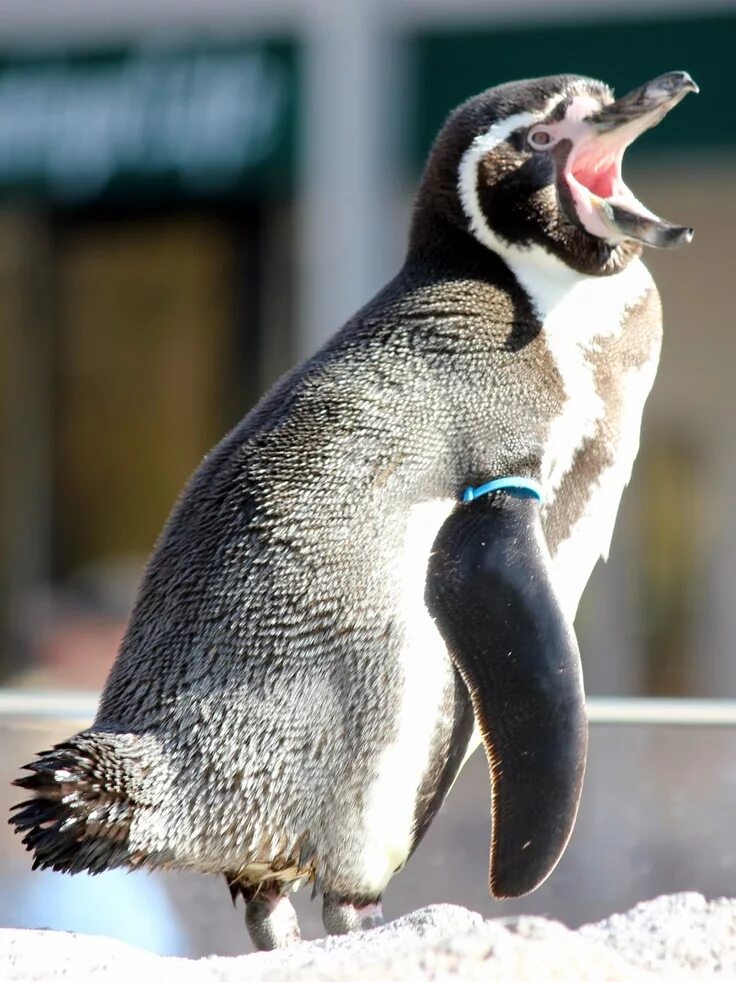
[322,894,384,936]
[244,887,301,951]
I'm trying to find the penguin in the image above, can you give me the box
[11,71,696,951]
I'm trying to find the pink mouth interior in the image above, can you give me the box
[570,152,621,199]
[562,104,665,214]
[561,122,658,239]
[552,87,694,244]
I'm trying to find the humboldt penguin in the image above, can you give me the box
[12,71,696,950]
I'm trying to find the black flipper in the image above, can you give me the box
[425,490,588,898]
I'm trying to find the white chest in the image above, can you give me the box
[549,352,658,620]
[510,256,660,619]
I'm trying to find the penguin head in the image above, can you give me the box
[412,72,697,276]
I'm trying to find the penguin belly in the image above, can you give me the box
[353,498,472,898]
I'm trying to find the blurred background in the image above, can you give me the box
[1,0,736,959]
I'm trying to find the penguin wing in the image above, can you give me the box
[425,491,588,899]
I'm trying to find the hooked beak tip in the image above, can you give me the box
[586,70,699,133]
[660,70,699,97]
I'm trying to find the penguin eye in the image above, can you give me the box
[528,127,556,150]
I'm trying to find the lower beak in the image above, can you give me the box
[562,71,698,249]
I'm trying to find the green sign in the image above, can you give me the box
[0,41,297,202]
[410,13,736,172]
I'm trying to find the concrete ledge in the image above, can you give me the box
[3,892,734,980]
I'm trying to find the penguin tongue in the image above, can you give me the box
[563,71,698,248]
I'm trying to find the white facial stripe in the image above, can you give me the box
[458,109,538,258]
[560,93,601,125]
[458,108,536,241]
[457,93,570,267]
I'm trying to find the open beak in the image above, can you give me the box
[561,71,698,248]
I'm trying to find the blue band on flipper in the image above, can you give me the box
[462,476,544,504]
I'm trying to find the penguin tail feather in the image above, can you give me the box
[9,733,140,874]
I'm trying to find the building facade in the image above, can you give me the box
[2,0,736,699]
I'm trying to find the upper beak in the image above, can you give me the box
[562,71,698,249]
[586,71,699,136]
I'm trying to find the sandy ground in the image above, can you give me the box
[3,894,736,980]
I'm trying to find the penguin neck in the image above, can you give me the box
[405,206,511,285]
[405,201,588,295]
